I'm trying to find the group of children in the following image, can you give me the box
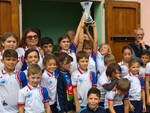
[0,16,150,113]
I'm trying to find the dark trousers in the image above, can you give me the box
[129,100,142,113]
[106,105,124,113]
[50,102,58,113]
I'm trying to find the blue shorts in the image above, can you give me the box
[129,100,142,113]
[106,105,124,113]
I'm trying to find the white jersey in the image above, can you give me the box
[96,51,105,75]
[18,84,49,113]
[124,73,144,101]
[104,90,126,109]
[0,70,20,113]
[60,42,77,73]
[97,72,110,102]
[71,68,96,106]
[118,61,129,78]
[41,70,58,105]
[88,51,97,73]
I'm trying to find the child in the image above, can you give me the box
[145,61,150,112]
[19,27,43,70]
[0,32,24,71]
[21,48,40,76]
[18,64,52,113]
[97,43,112,75]
[139,50,150,80]
[72,51,97,112]
[41,54,58,113]
[57,53,75,112]
[78,87,106,113]
[97,63,120,108]
[40,37,54,56]
[0,49,27,113]
[124,59,146,113]
[118,46,132,78]
[105,78,130,113]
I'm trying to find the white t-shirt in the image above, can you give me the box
[145,62,150,90]
[71,68,96,106]
[18,84,49,113]
[41,70,58,105]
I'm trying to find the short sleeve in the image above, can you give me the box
[145,63,150,76]
[41,87,50,103]
[138,76,145,89]
[105,91,115,101]
[90,71,97,86]
[71,72,78,87]
[124,92,129,100]
[17,71,27,88]
[70,42,77,53]
[17,89,25,106]
[98,72,109,87]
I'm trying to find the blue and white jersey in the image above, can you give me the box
[104,90,129,109]
[88,51,97,73]
[60,42,77,73]
[18,84,49,113]
[71,68,96,107]
[97,72,110,102]
[0,69,27,113]
[124,73,144,101]
[118,61,129,78]
[41,70,58,105]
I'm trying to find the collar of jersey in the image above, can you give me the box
[27,83,40,90]
[1,69,18,75]
[78,68,87,74]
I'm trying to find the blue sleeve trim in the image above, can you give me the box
[78,106,87,113]
[70,42,77,53]
[139,77,145,88]
[19,71,27,88]
[91,51,96,63]
[91,71,97,85]
[124,92,129,99]
[42,87,50,101]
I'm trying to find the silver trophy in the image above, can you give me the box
[80,1,93,23]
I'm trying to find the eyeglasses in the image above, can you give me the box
[26,35,38,40]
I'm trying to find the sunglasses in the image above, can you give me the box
[26,35,38,40]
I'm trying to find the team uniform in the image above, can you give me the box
[88,51,97,73]
[124,72,144,113]
[145,62,150,112]
[41,70,59,113]
[18,84,49,113]
[118,61,129,78]
[97,72,110,107]
[96,51,106,75]
[60,42,77,73]
[104,90,129,113]
[0,69,27,113]
[71,68,97,107]
[19,47,43,71]
[0,48,24,71]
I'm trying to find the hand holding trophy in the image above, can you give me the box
[80,1,93,23]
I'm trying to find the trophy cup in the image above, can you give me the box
[80,1,93,23]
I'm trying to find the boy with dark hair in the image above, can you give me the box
[0,49,27,113]
[72,51,97,112]
[78,87,106,113]
[41,37,54,56]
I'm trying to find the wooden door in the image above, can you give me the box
[0,0,19,37]
[106,1,140,62]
